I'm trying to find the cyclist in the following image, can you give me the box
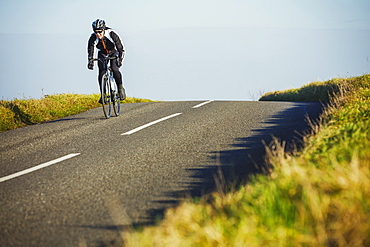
[87,19,126,102]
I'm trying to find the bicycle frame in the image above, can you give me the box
[91,56,121,119]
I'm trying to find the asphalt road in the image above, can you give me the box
[0,100,322,246]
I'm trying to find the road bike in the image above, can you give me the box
[91,56,121,119]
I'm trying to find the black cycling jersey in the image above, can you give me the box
[87,27,125,59]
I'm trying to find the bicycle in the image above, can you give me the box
[91,56,121,119]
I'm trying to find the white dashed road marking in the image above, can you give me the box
[192,100,214,108]
[0,153,81,183]
[121,113,183,135]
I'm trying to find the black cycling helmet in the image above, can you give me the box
[92,19,106,30]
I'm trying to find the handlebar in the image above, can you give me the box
[91,56,118,62]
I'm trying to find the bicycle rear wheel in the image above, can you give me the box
[111,78,121,117]
[101,75,112,119]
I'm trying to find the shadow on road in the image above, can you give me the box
[190,102,324,197]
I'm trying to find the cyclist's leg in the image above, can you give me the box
[97,52,106,103]
[110,51,126,100]
[97,52,106,88]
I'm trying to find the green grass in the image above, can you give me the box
[258,78,345,102]
[0,94,154,132]
[122,75,370,247]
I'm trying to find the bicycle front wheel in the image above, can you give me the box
[111,78,121,117]
[101,75,112,119]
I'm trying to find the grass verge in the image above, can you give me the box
[259,78,344,102]
[0,94,154,132]
[122,74,370,246]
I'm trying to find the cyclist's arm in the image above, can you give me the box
[110,31,125,61]
[87,34,97,59]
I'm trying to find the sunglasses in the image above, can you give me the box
[94,30,104,34]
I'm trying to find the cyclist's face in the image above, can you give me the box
[94,30,104,39]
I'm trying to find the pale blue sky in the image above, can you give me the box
[2,0,370,32]
[1,0,369,100]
